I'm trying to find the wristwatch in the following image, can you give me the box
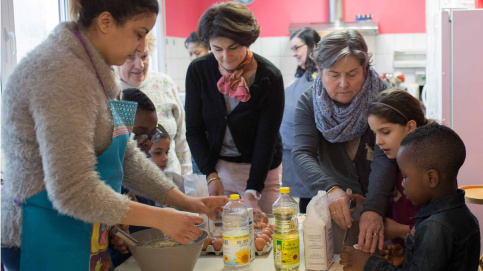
[245,189,261,200]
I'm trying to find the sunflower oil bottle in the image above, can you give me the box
[222,194,251,270]
[273,187,300,270]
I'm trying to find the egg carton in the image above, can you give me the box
[200,240,273,256]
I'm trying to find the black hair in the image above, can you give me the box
[291,27,321,81]
[197,2,260,47]
[185,31,209,49]
[156,123,170,140]
[70,0,159,28]
[400,124,466,183]
[369,88,427,127]
[122,88,155,112]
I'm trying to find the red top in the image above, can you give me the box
[387,171,421,245]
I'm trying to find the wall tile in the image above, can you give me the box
[374,53,394,74]
[250,39,263,54]
[280,37,292,57]
[413,33,428,50]
[363,35,377,56]
[261,37,282,57]
[265,56,281,69]
[280,56,298,76]
[376,34,395,54]
[164,34,426,94]
[394,34,415,51]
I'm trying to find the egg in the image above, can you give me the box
[255,238,267,251]
[259,233,270,243]
[202,236,212,251]
[262,215,269,224]
[265,227,274,234]
[254,232,258,239]
[253,222,261,229]
[261,228,272,238]
[258,222,267,229]
[268,224,275,230]
[212,237,223,251]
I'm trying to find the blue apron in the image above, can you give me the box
[19,30,137,271]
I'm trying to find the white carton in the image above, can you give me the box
[303,191,334,271]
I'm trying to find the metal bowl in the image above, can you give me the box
[127,228,207,271]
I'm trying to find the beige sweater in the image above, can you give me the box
[1,22,175,247]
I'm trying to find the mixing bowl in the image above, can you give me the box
[127,228,207,271]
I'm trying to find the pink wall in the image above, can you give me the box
[165,0,426,38]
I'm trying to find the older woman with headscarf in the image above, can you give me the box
[292,30,394,253]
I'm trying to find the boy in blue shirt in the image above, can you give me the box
[341,124,480,270]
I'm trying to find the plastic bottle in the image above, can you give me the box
[222,194,251,270]
[272,187,300,271]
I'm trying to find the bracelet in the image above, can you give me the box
[326,185,341,195]
[207,177,222,186]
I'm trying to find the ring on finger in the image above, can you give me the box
[373,233,378,236]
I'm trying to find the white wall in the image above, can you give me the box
[164,33,427,95]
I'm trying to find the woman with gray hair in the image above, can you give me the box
[292,30,394,253]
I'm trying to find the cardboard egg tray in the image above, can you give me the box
[200,239,272,256]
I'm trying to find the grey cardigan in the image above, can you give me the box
[292,88,396,215]
[1,22,175,247]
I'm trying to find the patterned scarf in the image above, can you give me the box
[313,68,386,143]
[217,49,254,102]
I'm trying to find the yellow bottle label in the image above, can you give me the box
[273,236,300,266]
[223,233,250,266]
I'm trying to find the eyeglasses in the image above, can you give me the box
[290,44,307,52]
[133,128,163,145]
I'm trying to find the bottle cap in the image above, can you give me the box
[230,194,240,200]
[280,187,290,194]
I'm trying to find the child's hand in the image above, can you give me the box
[339,246,371,271]
[156,208,205,244]
[182,196,229,220]
[109,224,130,254]
[379,244,405,266]
[384,217,410,240]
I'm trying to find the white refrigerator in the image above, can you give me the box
[425,8,483,249]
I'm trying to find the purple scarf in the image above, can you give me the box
[313,68,386,143]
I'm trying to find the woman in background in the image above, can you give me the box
[185,2,284,215]
[185,31,209,61]
[118,33,192,175]
[280,27,320,213]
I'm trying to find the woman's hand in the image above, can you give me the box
[109,224,130,254]
[328,187,353,229]
[155,208,204,245]
[357,211,384,253]
[207,172,224,196]
[243,192,263,218]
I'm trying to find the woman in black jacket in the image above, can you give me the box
[185,2,284,215]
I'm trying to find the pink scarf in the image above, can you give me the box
[217,49,254,102]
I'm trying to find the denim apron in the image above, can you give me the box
[19,30,137,271]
